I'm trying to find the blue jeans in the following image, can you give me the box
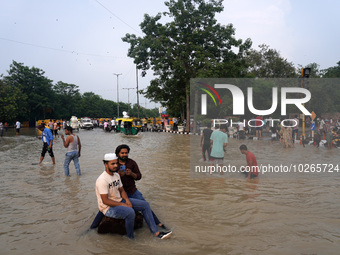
[64,151,81,176]
[105,198,158,239]
[127,190,161,225]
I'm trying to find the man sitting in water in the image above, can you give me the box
[91,145,170,232]
[95,153,172,239]
[115,144,169,230]
[239,144,259,179]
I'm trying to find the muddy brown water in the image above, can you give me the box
[0,128,339,255]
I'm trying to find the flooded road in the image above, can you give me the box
[0,128,339,255]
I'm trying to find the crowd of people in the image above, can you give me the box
[206,116,340,149]
[200,116,340,179]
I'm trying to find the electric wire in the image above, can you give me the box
[94,0,141,35]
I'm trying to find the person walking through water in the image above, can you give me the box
[38,124,55,164]
[15,120,21,135]
[201,122,213,161]
[210,124,228,175]
[61,126,81,176]
[0,121,4,137]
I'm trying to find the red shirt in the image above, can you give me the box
[246,151,258,176]
[255,116,263,127]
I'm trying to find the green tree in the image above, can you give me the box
[123,0,251,131]
[4,61,55,122]
[0,79,27,123]
[79,92,104,117]
[128,104,159,118]
[78,92,119,118]
[322,61,340,78]
[297,62,322,78]
[246,44,297,78]
[53,81,82,118]
[306,79,340,116]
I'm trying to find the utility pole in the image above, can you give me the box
[136,66,140,118]
[114,73,122,117]
[122,87,136,105]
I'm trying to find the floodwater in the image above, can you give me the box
[0,128,339,255]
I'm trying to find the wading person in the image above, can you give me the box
[255,116,263,139]
[61,126,81,176]
[201,122,213,161]
[15,120,21,135]
[210,124,228,175]
[0,121,3,137]
[292,115,299,142]
[38,124,55,164]
[95,153,172,239]
[53,120,59,138]
[239,144,259,179]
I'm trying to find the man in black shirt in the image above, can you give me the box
[201,122,213,161]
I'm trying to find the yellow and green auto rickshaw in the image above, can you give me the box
[115,117,142,135]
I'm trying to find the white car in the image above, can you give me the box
[80,117,94,130]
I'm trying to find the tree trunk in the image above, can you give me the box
[185,82,190,133]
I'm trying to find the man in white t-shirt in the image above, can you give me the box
[95,153,172,239]
[111,118,116,132]
[15,120,21,135]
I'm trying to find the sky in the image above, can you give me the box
[1,0,340,108]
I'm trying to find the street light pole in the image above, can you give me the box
[136,66,140,119]
[122,87,136,106]
[114,73,122,117]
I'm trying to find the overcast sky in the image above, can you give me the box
[1,0,339,108]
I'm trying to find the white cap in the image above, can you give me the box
[103,153,117,161]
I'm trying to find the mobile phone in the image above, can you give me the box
[120,165,126,172]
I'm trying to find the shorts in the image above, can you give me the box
[41,142,54,158]
[16,128,20,133]
[256,127,262,131]
[271,134,277,141]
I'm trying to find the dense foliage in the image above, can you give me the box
[123,0,251,129]
[123,0,340,130]
[0,61,159,124]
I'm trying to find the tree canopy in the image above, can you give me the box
[246,44,297,78]
[0,61,159,124]
[322,61,340,78]
[123,0,252,128]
